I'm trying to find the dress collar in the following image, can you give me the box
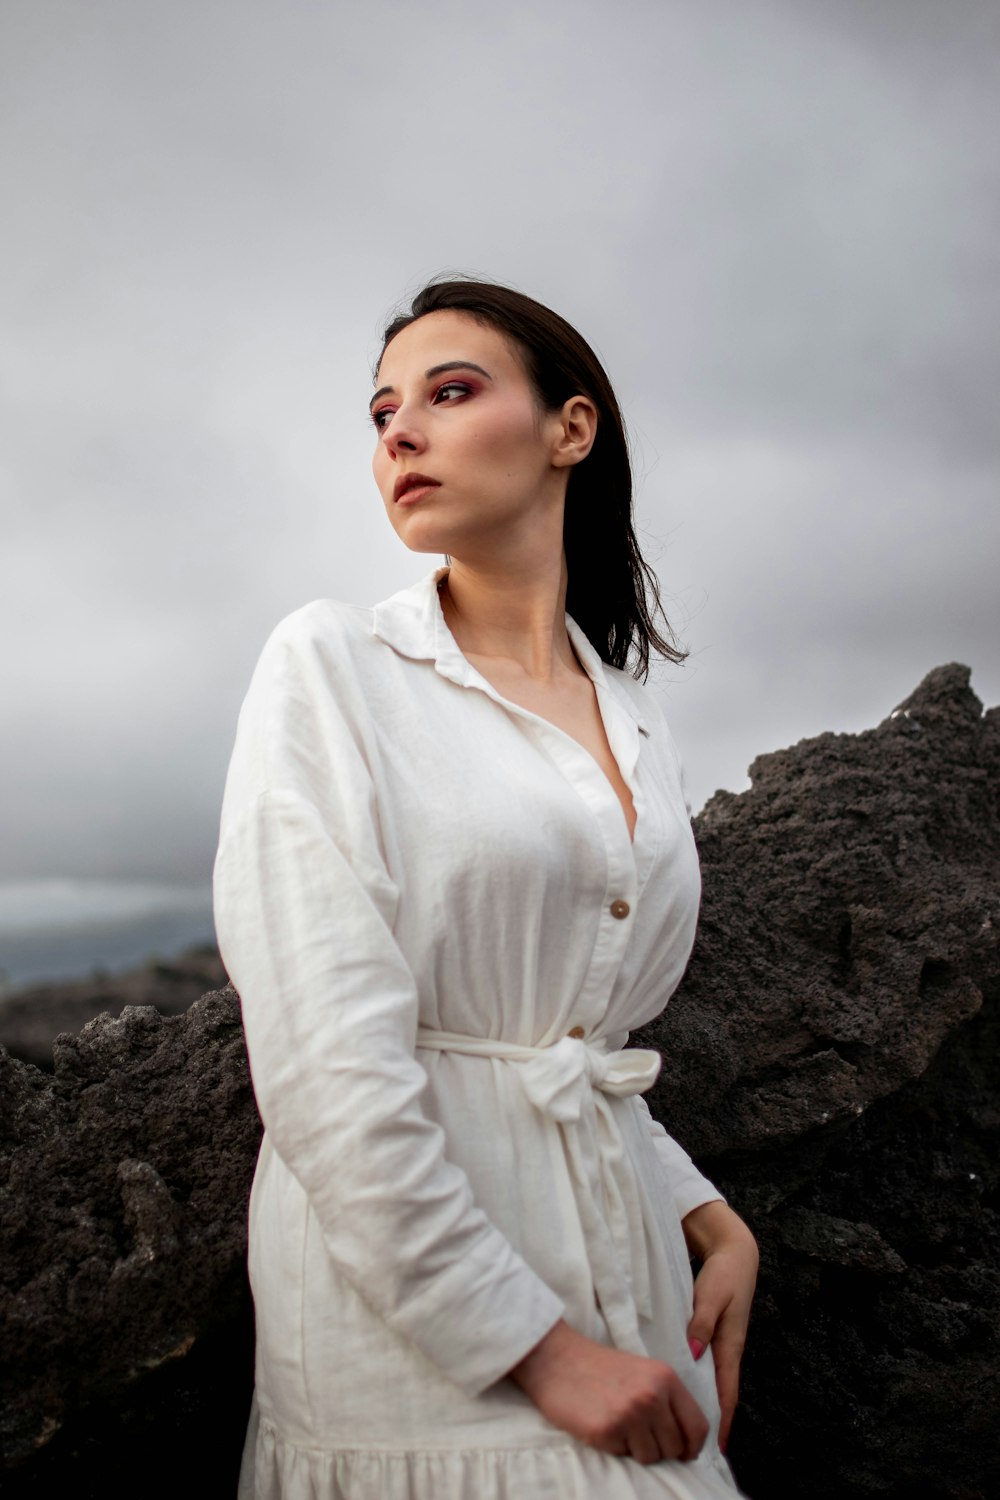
[372,566,650,736]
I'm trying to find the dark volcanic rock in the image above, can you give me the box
[1,664,997,1497]
[0,987,260,1493]
[0,945,228,1070]
[635,664,1000,1499]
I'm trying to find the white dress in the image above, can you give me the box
[213,565,742,1500]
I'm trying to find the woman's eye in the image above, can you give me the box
[371,382,470,430]
[433,381,472,404]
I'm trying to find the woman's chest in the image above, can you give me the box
[352,660,701,1030]
[458,652,638,844]
[356,664,693,913]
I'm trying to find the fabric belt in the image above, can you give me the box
[415,1027,661,1356]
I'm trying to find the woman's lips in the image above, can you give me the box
[396,483,439,506]
[394,474,441,504]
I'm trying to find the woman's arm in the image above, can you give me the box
[627,1096,758,1454]
[636,1095,726,1220]
[682,1199,759,1453]
[214,606,564,1394]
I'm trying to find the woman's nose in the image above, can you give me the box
[381,407,426,458]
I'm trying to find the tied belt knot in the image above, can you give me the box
[415,1027,661,1356]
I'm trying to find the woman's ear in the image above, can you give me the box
[551,395,598,468]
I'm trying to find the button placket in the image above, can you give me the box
[460,678,639,1025]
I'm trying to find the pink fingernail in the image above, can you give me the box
[688,1337,705,1359]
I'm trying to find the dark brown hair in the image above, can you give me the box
[379,276,685,679]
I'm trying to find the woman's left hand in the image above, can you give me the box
[681,1199,759,1455]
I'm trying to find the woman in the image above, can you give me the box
[214,277,759,1499]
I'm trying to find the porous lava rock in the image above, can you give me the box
[1,664,997,1498]
[635,663,1000,1499]
[0,986,260,1494]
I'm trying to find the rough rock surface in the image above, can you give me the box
[635,663,1000,1498]
[0,987,260,1493]
[1,664,997,1498]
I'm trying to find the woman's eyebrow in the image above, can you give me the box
[369,361,493,413]
[425,360,493,383]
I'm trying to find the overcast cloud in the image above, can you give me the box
[2,1,997,940]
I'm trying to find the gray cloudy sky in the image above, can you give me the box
[2,0,998,917]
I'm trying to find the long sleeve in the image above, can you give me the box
[213,608,564,1395]
[635,1097,725,1222]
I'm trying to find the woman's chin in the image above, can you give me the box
[390,516,462,557]
[396,533,453,557]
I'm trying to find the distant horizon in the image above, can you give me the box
[0,878,215,991]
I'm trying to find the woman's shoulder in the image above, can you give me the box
[227,601,387,791]
[250,597,381,686]
[230,600,391,750]
[264,596,373,653]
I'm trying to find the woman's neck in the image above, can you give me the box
[438,555,581,684]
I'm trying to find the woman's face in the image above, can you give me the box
[370,309,575,561]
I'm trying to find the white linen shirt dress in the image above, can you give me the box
[213,565,743,1500]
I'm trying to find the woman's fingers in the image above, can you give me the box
[587,1426,629,1458]
[511,1319,709,1465]
[593,1366,703,1464]
[712,1332,741,1449]
[686,1289,725,1359]
[711,1304,748,1447]
[717,1383,736,1452]
[684,1217,759,1451]
[618,1380,705,1465]
[625,1423,664,1465]
[687,1250,736,1351]
[667,1371,711,1461]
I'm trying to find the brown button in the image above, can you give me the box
[610,899,631,920]
[567,1025,586,1040]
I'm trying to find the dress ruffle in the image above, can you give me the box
[241,1402,742,1500]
